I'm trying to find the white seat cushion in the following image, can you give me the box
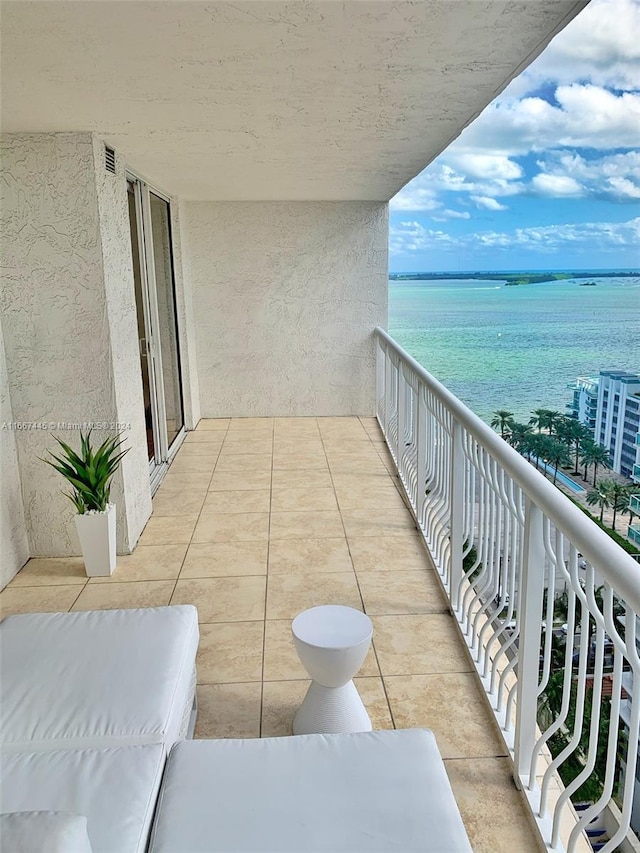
[0,811,92,853]
[149,729,473,852]
[0,606,198,752]
[0,745,165,853]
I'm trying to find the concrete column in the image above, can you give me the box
[0,132,151,558]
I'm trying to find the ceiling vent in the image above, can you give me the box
[104,145,116,174]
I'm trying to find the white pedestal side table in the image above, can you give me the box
[292,605,373,735]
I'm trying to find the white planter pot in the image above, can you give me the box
[75,504,117,577]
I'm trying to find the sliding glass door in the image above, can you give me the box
[127,177,185,486]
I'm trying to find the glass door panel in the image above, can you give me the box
[149,192,184,450]
[126,176,185,485]
[127,181,156,463]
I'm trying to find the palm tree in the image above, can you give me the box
[608,482,631,532]
[490,410,514,439]
[580,439,603,484]
[545,410,563,435]
[544,438,571,485]
[529,408,551,433]
[508,421,532,452]
[586,481,612,523]
[590,444,612,487]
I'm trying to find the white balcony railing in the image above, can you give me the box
[375,328,640,853]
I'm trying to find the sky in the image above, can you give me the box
[389,0,640,273]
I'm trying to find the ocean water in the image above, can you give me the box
[388,276,640,424]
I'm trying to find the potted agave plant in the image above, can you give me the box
[43,431,129,577]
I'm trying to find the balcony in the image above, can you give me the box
[2,330,639,853]
[630,496,640,516]
[0,413,535,852]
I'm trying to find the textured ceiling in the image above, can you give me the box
[1,0,586,200]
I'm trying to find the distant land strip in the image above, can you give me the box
[389,271,639,285]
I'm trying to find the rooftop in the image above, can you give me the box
[0,415,542,853]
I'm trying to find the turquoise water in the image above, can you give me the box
[388,276,640,423]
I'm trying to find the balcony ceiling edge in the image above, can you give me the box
[1,0,587,201]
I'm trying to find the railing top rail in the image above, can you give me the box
[375,326,640,612]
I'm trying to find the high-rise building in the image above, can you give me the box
[569,370,640,478]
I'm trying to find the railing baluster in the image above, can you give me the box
[373,328,640,853]
[449,419,464,614]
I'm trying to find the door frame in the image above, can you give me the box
[127,171,186,491]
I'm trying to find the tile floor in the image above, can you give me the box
[1,416,542,853]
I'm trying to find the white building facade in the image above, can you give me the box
[569,371,640,479]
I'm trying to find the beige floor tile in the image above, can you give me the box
[335,486,407,512]
[222,430,274,445]
[270,510,344,540]
[272,453,328,471]
[172,576,266,622]
[166,457,218,474]
[157,471,213,491]
[197,621,264,684]
[268,538,353,575]
[341,508,415,538]
[263,619,378,681]
[219,441,273,456]
[192,512,270,543]
[71,580,175,611]
[181,541,268,578]
[263,619,309,680]
[348,534,432,572]
[445,757,541,853]
[274,424,320,437]
[8,557,87,587]
[90,544,188,583]
[228,418,274,431]
[215,454,272,474]
[177,441,222,456]
[266,572,362,620]
[138,515,199,545]
[195,418,230,431]
[0,584,83,617]
[384,672,506,759]
[358,570,448,615]
[330,472,395,492]
[271,486,338,513]
[152,489,207,517]
[208,470,271,491]
[271,469,334,490]
[372,614,473,675]
[184,431,226,444]
[261,679,308,737]
[202,490,271,515]
[355,676,394,729]
[272,440,325,455]
[195,683,261,738]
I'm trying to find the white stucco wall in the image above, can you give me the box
[185,202,388,417]
[0,133,151,556]
[92,137,152,548]
[174,201,200,429]
[0,316,29,587]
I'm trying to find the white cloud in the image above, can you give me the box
[444,154,523,181]
[433,209,471,221]
[457,85,640,156]
[608,176,640,198]
[533,151,640,200]
[507,0,640,94]
[531,174,584,197]
[390,217,640,256]
[471,196,509,211]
